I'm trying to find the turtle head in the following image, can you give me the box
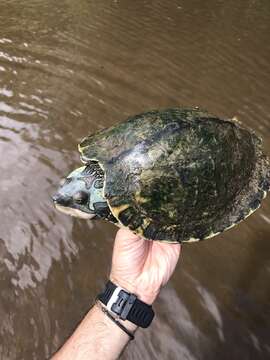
[52,164,109,220]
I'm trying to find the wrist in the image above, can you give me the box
[109,275,159,305]
[97,280,155,329]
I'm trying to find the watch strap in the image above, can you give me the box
[97,280,154,328]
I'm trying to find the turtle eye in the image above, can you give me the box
[59,178,66,187]
[73,191,88,204]
[59,178,72,187]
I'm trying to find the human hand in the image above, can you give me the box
[110,228,181,305]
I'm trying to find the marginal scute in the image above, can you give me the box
[79,107,270,243]
[118,207,143,230]
[259,177,270,192]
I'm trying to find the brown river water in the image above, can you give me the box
[0,0,270,359]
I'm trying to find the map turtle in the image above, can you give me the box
[53,108,270,243]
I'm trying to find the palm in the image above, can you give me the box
[110,228,181,304]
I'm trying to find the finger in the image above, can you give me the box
[161,242,181,265]
[154,241,181,255]
[113,228,149,262]
[116,227,141,241]
[164,242,181,256]
[114,228,144,249]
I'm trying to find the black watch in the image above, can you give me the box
[97,280,155,328]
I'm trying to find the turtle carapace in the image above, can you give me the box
[53,107,270,243]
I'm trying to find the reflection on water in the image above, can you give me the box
[0,0,269,358]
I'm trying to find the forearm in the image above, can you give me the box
[51,228,180,360]
[51,302,137,360]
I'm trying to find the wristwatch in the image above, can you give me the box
[97,280,155,328]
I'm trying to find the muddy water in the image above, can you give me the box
[0,0,270,359]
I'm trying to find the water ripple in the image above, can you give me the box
[0,0,270,358]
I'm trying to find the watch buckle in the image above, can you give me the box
[107,287,137,320]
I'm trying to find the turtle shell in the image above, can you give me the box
[79,108,270,243]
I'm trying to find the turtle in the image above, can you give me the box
[52,107,270,243]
